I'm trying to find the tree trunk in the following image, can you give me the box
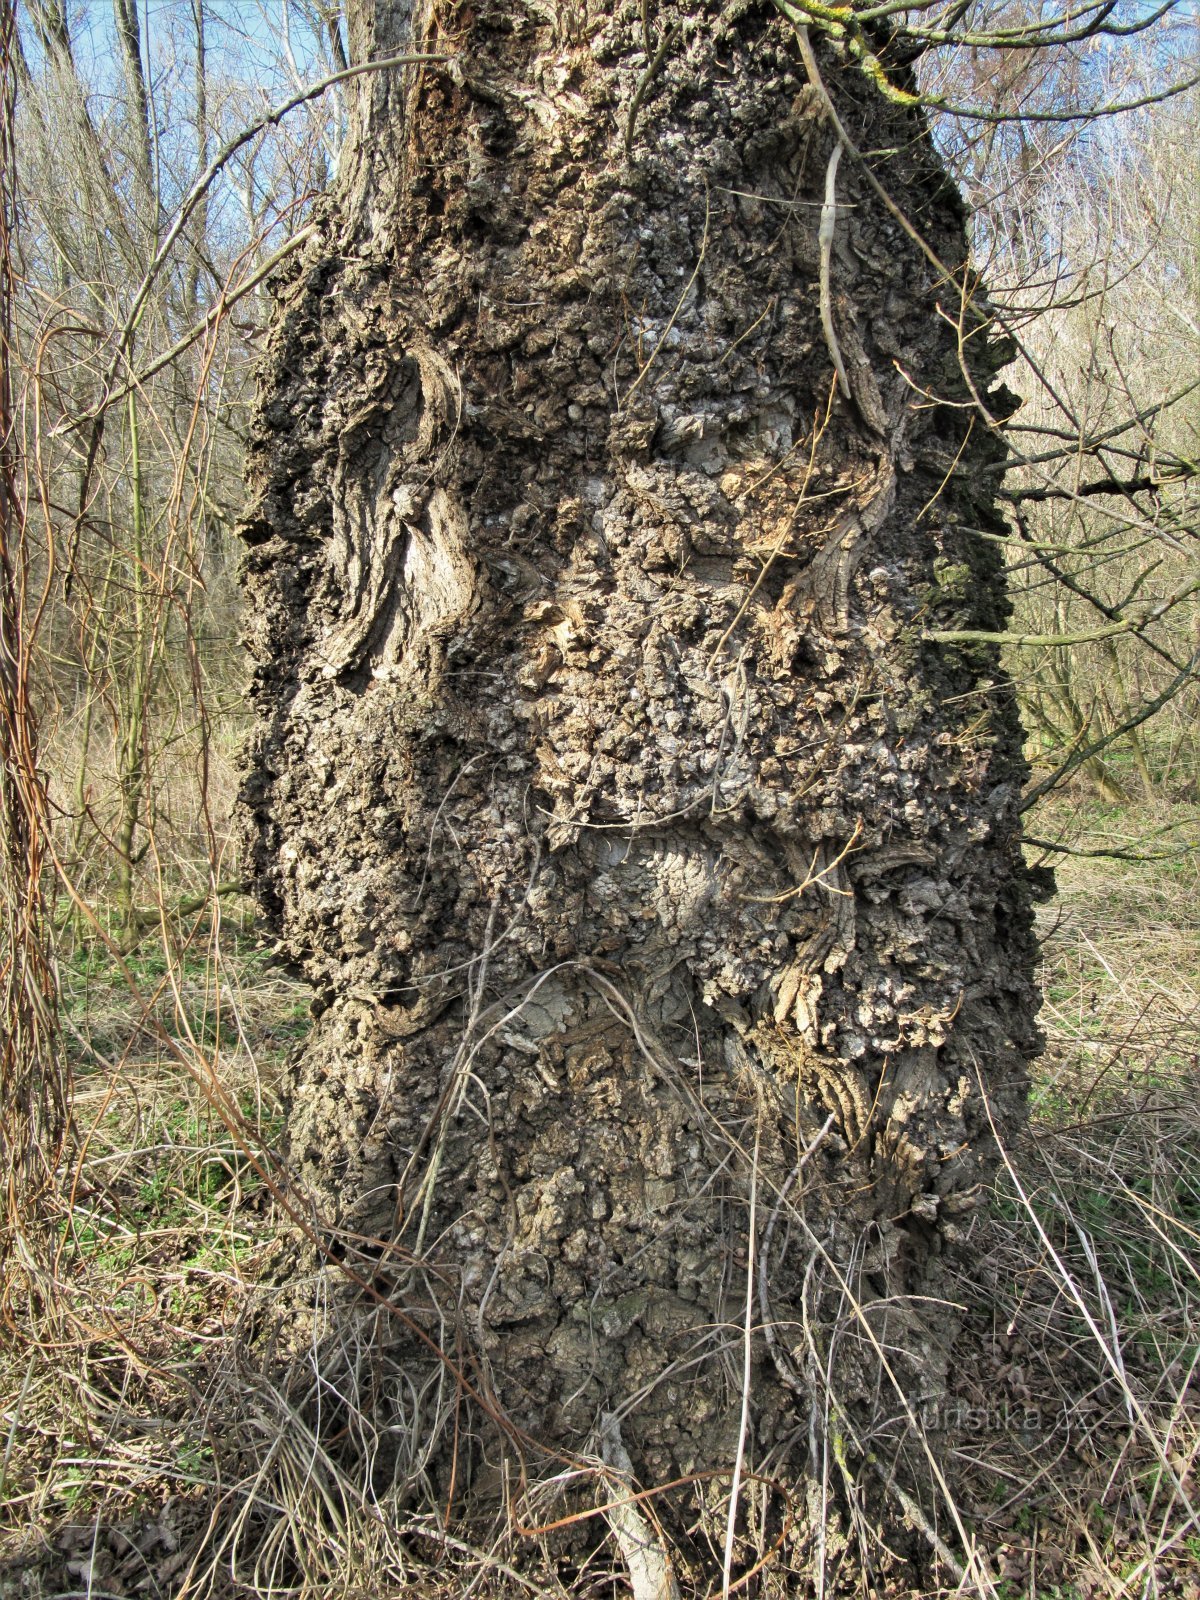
[240,0,1041,1577]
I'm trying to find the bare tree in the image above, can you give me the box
[920,7,1199,811]
[237,0,1065,1582]
[1,0,1193,1589]
[0,0,66,1309]
[13,0,335,935]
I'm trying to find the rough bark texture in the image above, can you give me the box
[239,0,1041,1575]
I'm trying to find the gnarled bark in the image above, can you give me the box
[240,0,1040,1577]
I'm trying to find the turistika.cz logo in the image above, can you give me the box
[918,1399,1051,1435]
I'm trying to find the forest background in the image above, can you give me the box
[0,0,1197,1595]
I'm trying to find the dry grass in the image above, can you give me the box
[1,793,1197,1599]
[933,793,1200,1598]
[0,925,297,1598]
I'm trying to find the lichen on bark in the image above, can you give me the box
[239,0,1041,1576]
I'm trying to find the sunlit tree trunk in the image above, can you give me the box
[113,0,156,225]
[241,0,1041,1574]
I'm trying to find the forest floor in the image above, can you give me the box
[0,790,1197,1599]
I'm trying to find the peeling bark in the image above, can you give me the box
[240,0,1041,1575]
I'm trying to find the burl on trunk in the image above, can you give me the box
[239,0,1040,1569]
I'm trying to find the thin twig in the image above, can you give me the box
[723,1121,760,1600]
